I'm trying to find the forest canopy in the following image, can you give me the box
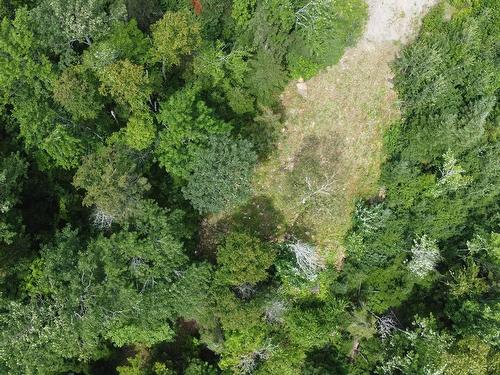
[0,0,498,374]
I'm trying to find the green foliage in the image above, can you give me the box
[0,228,105,373]
[431,150,473,197]
[231,0,257,31]
[284,299,347,350]
[289,0,367,76]
[97,59,152,111]
[247,0,294,63]
[346,309,376,341]
[102,19,151,64]
[182,135,257,214]
[53,65,104,121]
[0,8,42,104]
[125,111,156,150]
[217,321,272,373]
[4,0,499,373]
[246,48,288,107]
[379,316,452,374]
[443,336,499,375]
[82,19,150,70]
[73,143,150,224]
[150,9,202,68]
[155,85,232,178]
[185,359,218,375]
[216,232,276,286]
[0,7,61,160]
[444,232,500,347]
[117,353,149,375]
[288,55,320,80]
[338,3,500,372]
[186,41,254,114]
[392,1,499,162]
[0,201,202,372]
[0,152,27,244]
[447,260,488,298]
[33,0,128,53]
[41,124,84,169]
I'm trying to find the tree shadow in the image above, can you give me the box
[196,195,286,262]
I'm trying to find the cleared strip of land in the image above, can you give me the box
[253,0,438,264]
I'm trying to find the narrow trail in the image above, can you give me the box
[254,0,439,264]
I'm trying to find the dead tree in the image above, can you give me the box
[295,0,334,30]
[407,235,441,278]
[289,241,325,281]
[237,341,276,374]
[263,300,287,324]
[376,311,399,340]
[92,207,114,230]
[235,284,256,300]
[300,173,336,205]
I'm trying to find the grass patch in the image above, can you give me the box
[253,42,401,263]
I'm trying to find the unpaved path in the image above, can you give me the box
[254,0,439,263]
[363,0,439,44]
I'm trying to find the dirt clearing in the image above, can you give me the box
[364,0,439,44]
[253,0,438,263]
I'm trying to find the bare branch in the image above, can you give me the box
[263,300,287,324]
[300,173,336,204]
[407,235,441,278]
[377,312,399,340]
[234,284,256,300]
[91,207,114,230]
[237,341,277,374]
[289,241,325,281]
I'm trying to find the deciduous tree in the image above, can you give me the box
[155,85,231,178]
[53,65,103,121]
[150,10,201,71]
[0,153,26,245]
[34,0,127,50]
[73,143,150,225]
[407,235,441,278]
[97,59,152,111]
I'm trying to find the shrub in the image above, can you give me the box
[216,232,276,286]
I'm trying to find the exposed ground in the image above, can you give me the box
[253,0,439,264]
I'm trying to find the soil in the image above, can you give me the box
[363,0,439,44]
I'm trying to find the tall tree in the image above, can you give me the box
[53,65,104,121]
[0,152,26,246]
[182,134,256,214]
[33,0,128,53]
[215,232,275,286]
[0,202,209,373]
[97,59,152,112]
[150,9,202,72]
[155,85,231,178]
[73,143,150,227]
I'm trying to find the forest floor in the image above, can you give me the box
[252,0,439,265]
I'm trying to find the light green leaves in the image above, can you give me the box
[150,10,202,68]
[216,232,275,286]
[155,86,231,178]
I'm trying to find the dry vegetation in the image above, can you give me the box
[250,0,439,264]
[253,42,400,263]
[202,0,438,265]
